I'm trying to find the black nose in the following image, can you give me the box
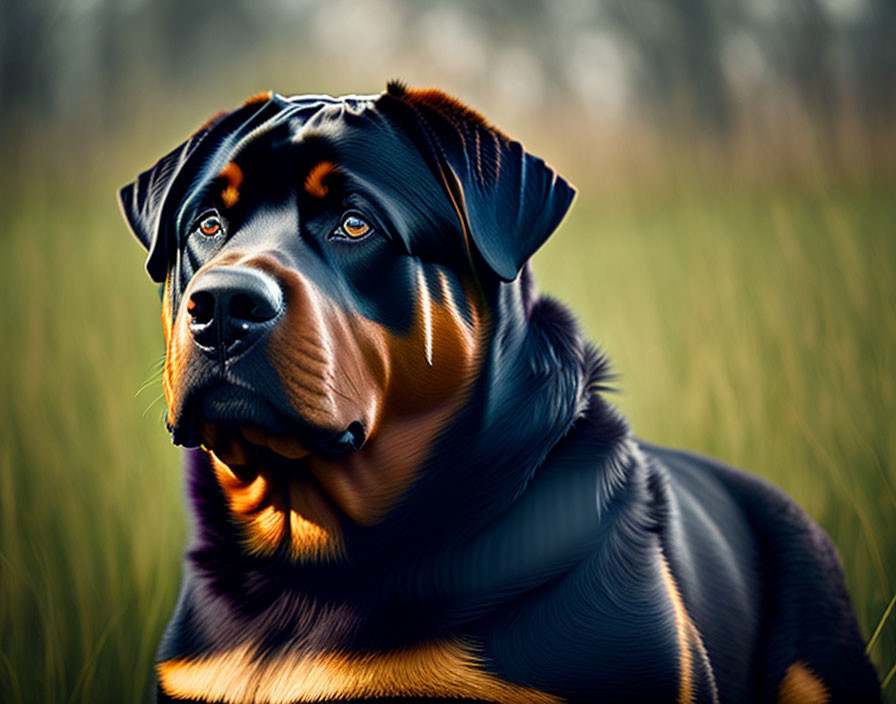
[187,266,283,358]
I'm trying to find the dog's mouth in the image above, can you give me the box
[171,382,366,457]
[200,422,311,473]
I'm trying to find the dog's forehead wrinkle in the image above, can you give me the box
[289,102,354,142]
[335,93,379,106]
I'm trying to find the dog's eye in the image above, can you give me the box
[337,214,371,240]
[196,212,223,237]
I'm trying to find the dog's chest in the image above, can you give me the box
[156,637,562,704]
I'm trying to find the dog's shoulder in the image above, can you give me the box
[642,440,850,580]
[639,442,881,703]
[452,428,716,702]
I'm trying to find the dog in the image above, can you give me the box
[118,82,881,703]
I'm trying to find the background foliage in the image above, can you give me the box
[1,0,894,701]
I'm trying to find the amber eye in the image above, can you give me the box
[339,214,371,240]
[197,212,223,237]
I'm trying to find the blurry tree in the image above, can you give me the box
[0,0,894,151]
[605,0,731,133]
[1,0,63,132]
[851,0,896,127]
[790,0,837,128]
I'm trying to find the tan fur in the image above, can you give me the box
[219,162,243,208]
[303,160,339,198]
[211,453,344,562]
[158,637,562,704]
[243,90,273,106]
[778,662,830,704]
[659,555,695,704]
[387,81,497,135]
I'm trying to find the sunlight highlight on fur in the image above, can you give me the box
[157,638,563,704]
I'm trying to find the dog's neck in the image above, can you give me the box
[381,271,636,625]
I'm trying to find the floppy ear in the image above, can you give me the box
[382,83,576,281]
[117,133,206,283]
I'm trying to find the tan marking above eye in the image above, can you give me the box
[304,160,339,198]
[341,215,370,239]
[219,162,243,208]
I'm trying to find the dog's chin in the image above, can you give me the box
[174,385,362,558]
[197,418,348,563]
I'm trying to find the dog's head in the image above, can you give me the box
[119,83,575,563]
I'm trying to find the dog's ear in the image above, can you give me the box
[382,82,576,281]
[118,97,285,282]
[117,131,209,283]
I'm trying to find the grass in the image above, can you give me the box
[1,140,894,702]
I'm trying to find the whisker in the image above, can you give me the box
[135,355,166,397]
[135,374,163,398]
[142,393,167,418]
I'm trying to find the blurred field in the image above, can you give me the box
[1,130,894,704]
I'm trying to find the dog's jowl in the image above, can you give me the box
[119,83,881,703]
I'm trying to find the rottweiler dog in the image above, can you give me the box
[118,82,881,703]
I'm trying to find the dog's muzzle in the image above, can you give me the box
[187,265,283,360]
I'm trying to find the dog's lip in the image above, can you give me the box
[170,382,366,456]
[170,383,291,447]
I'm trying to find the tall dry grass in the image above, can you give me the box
[1,121,894,701]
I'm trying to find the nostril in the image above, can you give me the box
[229,291,280,323]
[188,291,215,324]
[229,293,254,323]
[230,293,267,323]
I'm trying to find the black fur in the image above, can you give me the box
[121,86,881,703]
